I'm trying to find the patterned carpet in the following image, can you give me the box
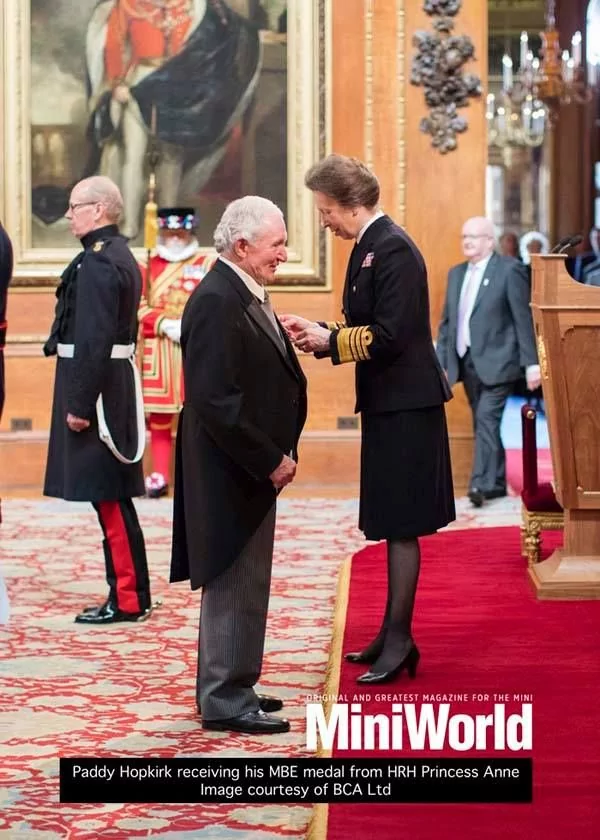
[0,495,521,839]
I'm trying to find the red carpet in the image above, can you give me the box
[326,528,600,840]
[506,448,554,494]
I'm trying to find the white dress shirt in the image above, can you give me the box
[219,255,266,301]
[456,255,491,357]
[218,256,285,347]
[356,210,385,244]
[455,254,541,383]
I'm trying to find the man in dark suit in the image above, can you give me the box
[436,216,540,507]
[0,220,13,526]
[170,196,307,735]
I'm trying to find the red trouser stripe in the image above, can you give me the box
[96,501,142,614]
[149,412,174,480]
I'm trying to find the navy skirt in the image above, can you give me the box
[359,405,455,541]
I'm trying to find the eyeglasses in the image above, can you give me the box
[68,201,98,213]
[462,234,491,240]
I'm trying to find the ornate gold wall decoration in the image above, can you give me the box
[410,0,481,153]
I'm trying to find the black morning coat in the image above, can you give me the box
[170,259,308,589]
[43,225,145,502]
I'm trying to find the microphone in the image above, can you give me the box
[550,234,583,254]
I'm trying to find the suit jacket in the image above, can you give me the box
[335,215,450,412]
[170,258,307,589]
[436,253,537,387]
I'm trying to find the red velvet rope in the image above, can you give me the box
[521,404,538,494]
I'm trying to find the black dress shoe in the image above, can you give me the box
[257,694,283,713]
[468,488,485,508]
[74,601,146,624]
[483,488,507,500]
[147,484,169,499]
[202,710,290,734]
[145,473,169,499]
[345,651,378,665]
[80,598,111,615]
[356,647,420,685]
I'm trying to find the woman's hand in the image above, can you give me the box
[294,324,331,353]
[279,314,315,341]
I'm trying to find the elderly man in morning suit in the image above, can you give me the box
[436,216,540,507]
[170,196,307,735]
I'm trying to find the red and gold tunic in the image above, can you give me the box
[138,252,212,413]
[105,0,193,83]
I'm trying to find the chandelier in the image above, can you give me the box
[487,0,596,149]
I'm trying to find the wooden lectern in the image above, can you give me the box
[529,254,600,598]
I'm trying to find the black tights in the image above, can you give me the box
[359,537,421,673]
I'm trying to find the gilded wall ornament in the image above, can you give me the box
[536,332,548,380]
[411,0,481,153]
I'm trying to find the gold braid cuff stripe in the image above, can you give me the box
[335,326,373,364]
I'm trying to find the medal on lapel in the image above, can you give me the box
[361,252,374,268]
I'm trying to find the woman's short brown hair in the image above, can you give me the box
[304,154,380,209]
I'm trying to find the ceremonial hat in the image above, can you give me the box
[157,207,197,231]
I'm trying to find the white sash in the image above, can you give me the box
[56,343,145,464]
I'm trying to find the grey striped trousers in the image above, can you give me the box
[197,503,277,721]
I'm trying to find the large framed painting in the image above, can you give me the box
[1,0,329,286]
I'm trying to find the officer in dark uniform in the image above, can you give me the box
[0,220,13,525]
[43,175,152,624]
[0,221,12,421]
[281,155,455,685]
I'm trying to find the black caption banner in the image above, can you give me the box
[60,757,532,803]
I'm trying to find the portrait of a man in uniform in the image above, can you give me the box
[29,0,288,248]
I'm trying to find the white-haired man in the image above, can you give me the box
[43,176,152,624]
[436,216,540,507]
[170,196,307,735]
[519,230,550,266]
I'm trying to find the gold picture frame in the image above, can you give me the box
[1,0,329,288]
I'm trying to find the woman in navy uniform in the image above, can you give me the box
[44,176,151,624]
[281,154,455,684]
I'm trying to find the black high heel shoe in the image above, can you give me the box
[356,646,420,685]
[344,634,386,665]
[344,650,379,665]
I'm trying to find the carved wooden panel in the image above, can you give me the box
[562,326,600,494]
